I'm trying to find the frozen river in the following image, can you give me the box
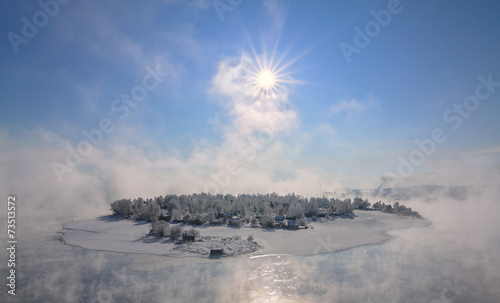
[2,221,499,302]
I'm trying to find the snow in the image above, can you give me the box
[173,236,261,256]
[61,211,430,259]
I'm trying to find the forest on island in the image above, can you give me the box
[110,193,422,228]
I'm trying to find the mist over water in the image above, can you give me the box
[2,196,499,303]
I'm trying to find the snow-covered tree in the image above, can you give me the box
[152,221,169,237]
[170,226,183,240]
[110,199,133,217]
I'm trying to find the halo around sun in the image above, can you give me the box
[256,69,276,91]
[245,46,302,98]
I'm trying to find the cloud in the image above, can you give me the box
[314,123,336,137]
[55,1,175,74]
[0,53,331,230]
[466,146,500,155]
[262,0,288,37]
[328,97,377,121]
[210,53,298,136]
[3,50,499,237]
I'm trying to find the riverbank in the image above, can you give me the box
[61,210,430,259]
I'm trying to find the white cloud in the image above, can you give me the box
[5,49,499,234]
[328,97,377,121]
[0,52,345,227]
[210,53,298,136]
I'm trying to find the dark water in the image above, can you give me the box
[1,225,499,303]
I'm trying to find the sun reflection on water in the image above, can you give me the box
[246,256,305,303]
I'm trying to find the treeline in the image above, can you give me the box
[372,201,422,217]
[110,193,422,224]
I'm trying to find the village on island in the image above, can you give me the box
[103,193,423,257]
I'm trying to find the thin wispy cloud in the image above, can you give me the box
[328,97,377,121]
[466,146,500,155]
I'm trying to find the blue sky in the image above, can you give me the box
[1,0,500,204]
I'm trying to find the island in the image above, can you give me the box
[61,193,428,258]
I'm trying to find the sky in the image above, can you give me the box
[1,0,500,213]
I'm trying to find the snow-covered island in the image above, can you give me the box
[61,193,428,259]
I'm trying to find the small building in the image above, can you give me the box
[222,211,237,219]
[287,220,298,229]
[227,217,241,226]
[274,221,285,228]
[182,231,195,242]
[210,219,224,225]
[286,215,297,221]
[159,210,171,222]
[275,215,285,222]
[210,249,224,256]
[318,213,326,218]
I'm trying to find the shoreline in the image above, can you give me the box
[61,211,430,261]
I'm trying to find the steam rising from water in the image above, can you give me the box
[2,200,499,303]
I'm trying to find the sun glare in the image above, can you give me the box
[244,38,307,98]
[257,69,276,90]
[247,58,292,98]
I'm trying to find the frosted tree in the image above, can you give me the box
[170,226,183,240]
[152,221,169,237]
[110,199,133,217]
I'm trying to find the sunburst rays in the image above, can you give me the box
[245,42,305,99]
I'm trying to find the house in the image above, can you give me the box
[286,215,296,221]
[318,213,326,218]
[222,210,237,219]
[274,221,285,228]
[210,219,224,225]
[210,249,224,256]
[287,220,298,229]
[274,215,284,222]
[227,217,241,226]
[182,231,195,242]
[159,210,171,222]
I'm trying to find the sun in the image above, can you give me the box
[247,55,289,98]
[256,69,276,91]
[244,39,306,98]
